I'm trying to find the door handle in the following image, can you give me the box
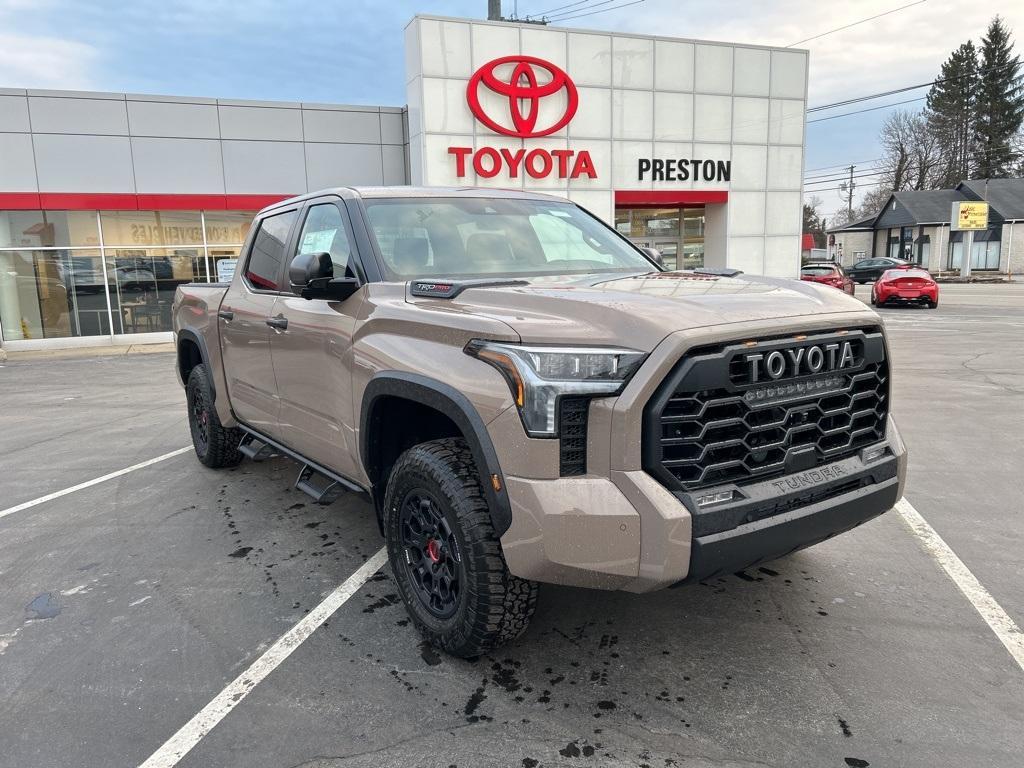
[265,315,288,330]
[218,310,234,321]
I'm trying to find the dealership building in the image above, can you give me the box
[0,14,808,350]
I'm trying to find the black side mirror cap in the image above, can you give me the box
[289,252,360,301]
[290,251,332,288]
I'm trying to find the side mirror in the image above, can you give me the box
[640,246,664,267]
[289,251,359,301]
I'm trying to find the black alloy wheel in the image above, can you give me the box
[185,364,243,468]
[383,438,539,658]
[398,490,463,619]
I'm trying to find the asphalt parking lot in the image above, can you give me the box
[1,282,1022,768]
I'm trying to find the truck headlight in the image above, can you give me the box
[465,340,646,437]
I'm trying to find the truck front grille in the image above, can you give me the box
[643,329,889,492]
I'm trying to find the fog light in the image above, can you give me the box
[696,490,735,507]
[860,444,887,464]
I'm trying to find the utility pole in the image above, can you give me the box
[838,165,856,223]
[488,0,502,20]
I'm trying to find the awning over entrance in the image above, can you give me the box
[614,191,728,208]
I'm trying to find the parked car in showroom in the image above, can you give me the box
[846,257,912,284]
[871,268,939,308]
[800,262,855,295]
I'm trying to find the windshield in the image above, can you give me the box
[802,266,837,276]
[363,197,656,280]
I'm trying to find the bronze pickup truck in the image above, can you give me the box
[173,186,906,657]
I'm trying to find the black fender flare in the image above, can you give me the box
[360,371,512,536]
[176,327,214,399]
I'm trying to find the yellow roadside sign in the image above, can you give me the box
[952,201,989,231]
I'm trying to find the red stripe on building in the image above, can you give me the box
[0,193,43,209]
[0,192,294,211]
[614,190,729,207]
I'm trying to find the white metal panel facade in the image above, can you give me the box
[0,90,410,195]
[404,15,809,277]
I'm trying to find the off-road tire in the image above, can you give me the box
[186,364,243,468]
[383,438,538,658]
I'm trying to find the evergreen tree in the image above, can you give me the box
[926,41,978,186]
[973,16,1024,178]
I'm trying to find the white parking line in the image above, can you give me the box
[896,498,1024,672]
[0,447,192,523]
[138,547,388,768]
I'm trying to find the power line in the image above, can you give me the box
[805,158,882,173]
[807,96,927,123]
[806,167,887,182]
[548,0,645,22]
[808,58,1018,113]
[787,0,928,47]
[809,81,940,113]
[524,0,590,20]
[545,0,616,20]
[805,169,888,184]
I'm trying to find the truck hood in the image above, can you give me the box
[406,271,875,351]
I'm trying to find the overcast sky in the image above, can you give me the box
[2,0,1022,217]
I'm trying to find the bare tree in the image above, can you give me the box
[879,110,943,191]
[856,186,893,220]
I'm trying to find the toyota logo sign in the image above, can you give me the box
[467,55,579,138]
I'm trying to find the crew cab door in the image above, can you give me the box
[218,207,299,435]
[268,198,366,479]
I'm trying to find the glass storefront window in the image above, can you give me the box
[207,246,241,283]
[1,207,253,343]
[0,249,110,340]
[949,228,1001,271]
[614,206,706,270]
[99,210,205,247]
[681,209,705,268]
[204,211,254,245]
[0,210,100,248]
[105,247,204,334]
[633,208,680,238]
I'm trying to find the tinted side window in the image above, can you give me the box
[294,204,352,276]
[245,210,297,291]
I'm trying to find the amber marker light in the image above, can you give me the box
[474,347,525,406]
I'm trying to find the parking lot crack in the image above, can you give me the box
[284,721,482,766]
[959,352,1024,395]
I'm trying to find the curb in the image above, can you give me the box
[1,342,175,362]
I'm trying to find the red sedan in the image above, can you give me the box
[870,268,939,308]
[800,263,855,295]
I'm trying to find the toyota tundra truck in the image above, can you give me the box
[173,187,906,657]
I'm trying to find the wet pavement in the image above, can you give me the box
[0,283,1022,768]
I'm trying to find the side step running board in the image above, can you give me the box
[295,464,344,505]
[235,425,368,505]
[237,433,281,462]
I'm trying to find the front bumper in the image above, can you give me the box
[495,313,906,593]
[679,454,901,584]
[500,420,905,592]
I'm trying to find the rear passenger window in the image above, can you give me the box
[245,211,297,291]
[294,204,352,276]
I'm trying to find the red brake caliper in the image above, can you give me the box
[426,539,441,563]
